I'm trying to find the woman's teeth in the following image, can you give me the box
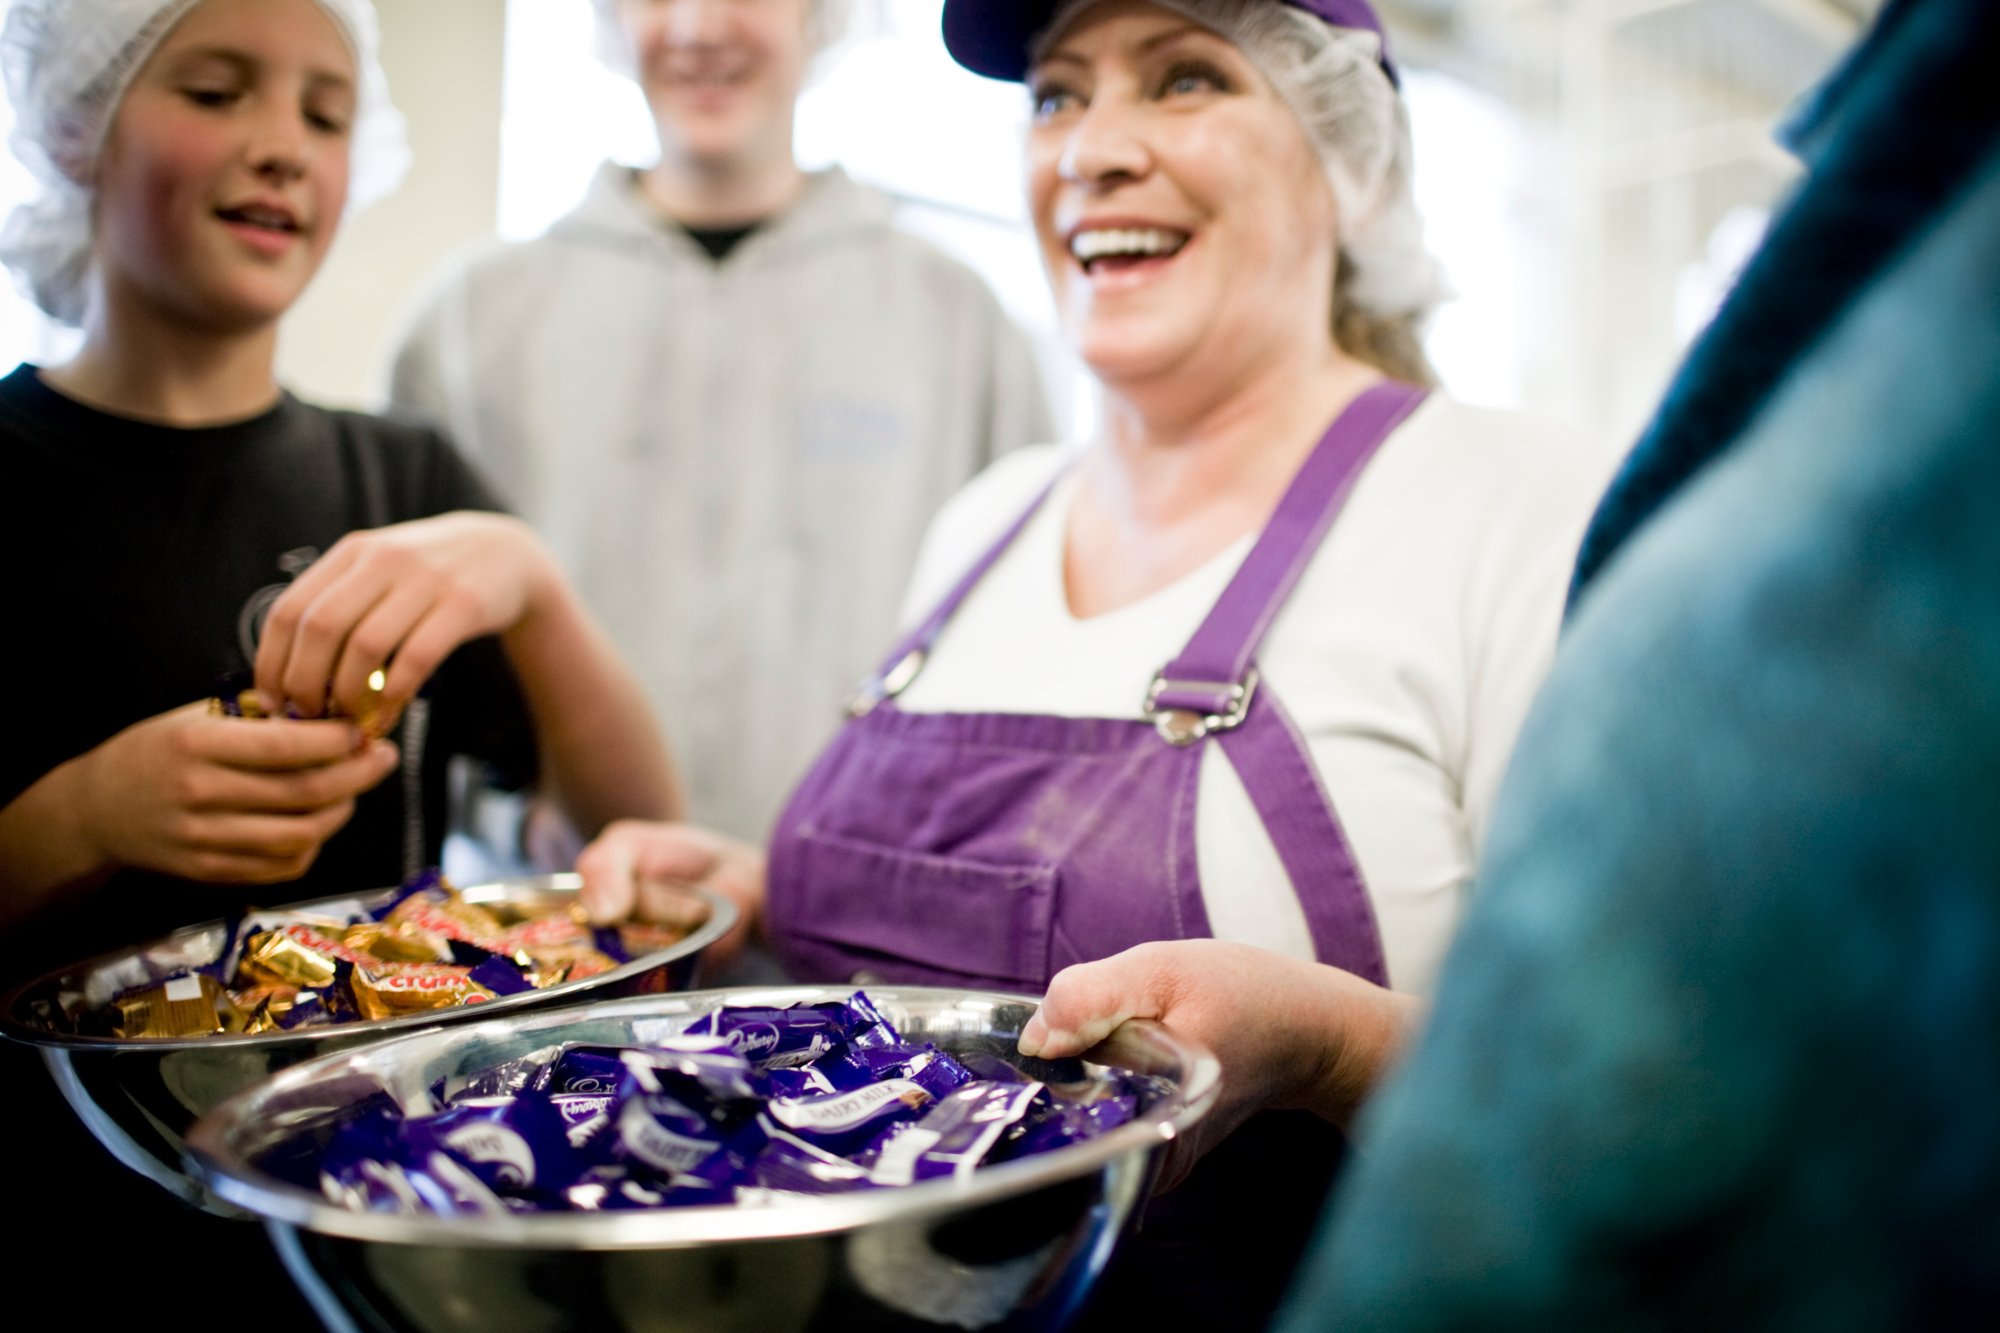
[1071,227,1188,268]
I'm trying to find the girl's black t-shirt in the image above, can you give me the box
[0,363,537,985]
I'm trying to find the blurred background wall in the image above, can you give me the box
[0,0,1881,452]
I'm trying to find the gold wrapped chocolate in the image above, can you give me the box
[619,922,694,956]
[343,921,451,965]
[492,911,591,957]
[351,965,495,1021]
[384,892,508,951]
[113,974,246,1039]
[87,869,707,1039]
[229,984,303,1035]
[239,923,381,989]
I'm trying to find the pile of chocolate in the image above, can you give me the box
[101,870,691,1039]
[273,992,1151,1213]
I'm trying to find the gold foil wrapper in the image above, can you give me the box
[343,921,451,965]
[619,921,695,957]
[113,974,246,1039]
[351,965,495,1021]
[239,923,379,990]
[384,892,508,951]
[491,911,591,957]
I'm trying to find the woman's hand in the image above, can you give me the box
[254,511,560,731]
[1020,940,1422,1187]
[575,819,764,966]
[0,702,397,900]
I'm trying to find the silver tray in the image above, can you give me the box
[0,873,735,1210]
[185,985,1220,1333]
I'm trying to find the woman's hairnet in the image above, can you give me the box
[1035,0,1447,321]
[590,0,857,74]
[0,0,411,326]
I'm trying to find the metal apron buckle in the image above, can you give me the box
[1142,667,1260,747]
[845,648,928,718]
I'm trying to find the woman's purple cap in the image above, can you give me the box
[941,0,1400,87]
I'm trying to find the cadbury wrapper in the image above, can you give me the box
[867,1081,1050,1186]
[466,954,534,997]
[591,925,633,965]
[397,1096,580,1200]
[538,1045,635,1096]
[351,965,496,1021]
[112,972,246,1038]
[378,881,509,952]
[745,1128,883,1198]
[269,989,1140,1215]
[490,908,591,958]
[239,922,380,989]
[344,921,452,965]
[760,1046,970,1157]
[687,992,905,1069]
[602,1045,767,1189]
[275,989,332,1029]
[229,983,301,1036]
[810,1041,976,1094]
[686,1005,846,1067]
[992,1090,1137,1164]
[367,867,451,921]
[617,921,694,958]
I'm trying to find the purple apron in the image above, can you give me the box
[766,381,1427,995]
[765,381,1428,1327]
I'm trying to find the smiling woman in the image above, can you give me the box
[572,0,1620,1324]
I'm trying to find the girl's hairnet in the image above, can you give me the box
[1036,0,1447,321]
[590,0,857,74]
[0,0,411,326]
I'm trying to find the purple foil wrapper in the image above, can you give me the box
[746,1128,883,1198]
[397,1095,577,1198]
[368,867,450,922]
[867,1081,1050,1187]
[278,989,1139,1216]
[590,926,633,965]
[467,954,533,996]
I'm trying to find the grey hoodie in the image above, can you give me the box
[392,163,1052,841]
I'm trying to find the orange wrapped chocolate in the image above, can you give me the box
[350,965,496,1021]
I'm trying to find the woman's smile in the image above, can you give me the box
[1027,3,1339,391]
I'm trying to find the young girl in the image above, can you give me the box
[0,0,678,1306]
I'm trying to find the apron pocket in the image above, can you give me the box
[782,827,1058,987]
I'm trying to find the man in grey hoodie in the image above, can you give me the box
[391,0,1053,857]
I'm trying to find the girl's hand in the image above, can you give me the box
[253,511,560,732]
[77,702,399,883]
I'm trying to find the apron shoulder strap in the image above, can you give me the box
[848,464,1067,715]
[1151,380,1429,716]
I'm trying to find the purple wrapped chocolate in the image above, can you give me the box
[867,1081,1050,1186]
[282,990,1143,1218]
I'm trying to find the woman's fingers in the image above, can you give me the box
[1020,950,1163,1058]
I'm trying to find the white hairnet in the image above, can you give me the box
[1036,0,1447,320]
[0,0,411,326]
[589,0,856,77]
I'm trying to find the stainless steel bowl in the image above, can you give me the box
[185,985,1220,1333]
[0,874,735,1211]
